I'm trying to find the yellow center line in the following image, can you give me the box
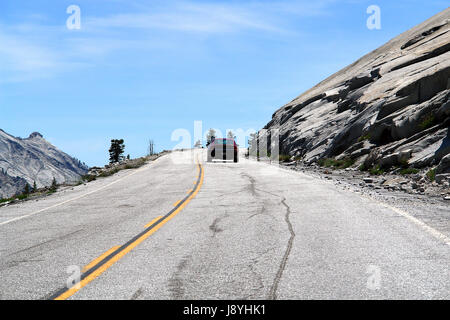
[82,246,120,273]
[173,200,182,207]
[54,162,204,300]
[144,216,163,228]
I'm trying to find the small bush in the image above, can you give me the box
[82,174,97,182]
[426,168,436,182]
[358,134,371,142]
[124,158,146,169]
[318,157,355,169]
[318,158,334,167]
[419,113,435,130]
[16,194,29,200]
[398,159,409,168]
[399,167,419,175]
[279,154,291,162]
[81,156,153,183]
[0,197,13,204]
[99,168,119,177]
[369,165,384,175]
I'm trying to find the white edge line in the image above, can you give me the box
[246,157,450,247]
[0,158,160,227]
[368,197,450,247]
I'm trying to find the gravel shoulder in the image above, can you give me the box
[280,161,450,238]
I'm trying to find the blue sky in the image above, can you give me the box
[1,0,448,166]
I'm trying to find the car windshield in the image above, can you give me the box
[214,139,234,145]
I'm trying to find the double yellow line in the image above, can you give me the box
[51,162,204,300]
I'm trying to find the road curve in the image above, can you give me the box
[0,150,448,299]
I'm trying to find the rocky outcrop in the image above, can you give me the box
[0,129,88,198]
[260,8,450,173]
[0,169,28,199]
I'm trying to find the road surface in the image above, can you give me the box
[0,150,449,299]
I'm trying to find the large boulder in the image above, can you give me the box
[436,154,450,174]
[259,8,450,170]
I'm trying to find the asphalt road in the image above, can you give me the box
[0,150,449,300]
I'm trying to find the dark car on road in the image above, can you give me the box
[207,138,239,163]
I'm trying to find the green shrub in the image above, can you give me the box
[399,167,419,175]
[359,163,368,171]
[357,134,371,142]
[124,158,146,169]
[23,184,30,195]
[426,168,436,182]
[398,159,409,168]
[81,156,154,183]
[0,197,13,204]
[1,187,35,204]
[49,177,58,193]
[82,174,97,182]
[99,168,119,177]
[16,194,29,200]
[318,158,334,167]
[369,165,384,175]
[318,157,355,169]
[279,154,291,162]
[419,113,435,130]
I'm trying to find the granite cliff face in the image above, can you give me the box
[0,130,88,198]
[262,8,450,173]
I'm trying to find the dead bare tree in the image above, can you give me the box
[148,139,154,156]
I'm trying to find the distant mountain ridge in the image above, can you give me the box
[0,129,88,199]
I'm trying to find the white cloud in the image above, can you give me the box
[0,0,335,83]
[87,3,281,34]
[0,30,60,82]
[85,0,334,34]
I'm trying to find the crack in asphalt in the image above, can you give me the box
[241,247,276,299]
[247,204,268,220]
[168,255,190,299]
[241,174,276,222]
[8,229,84,257]
[215,189,247,198]
[241,172,295,299]
[241,173,257,197]
[209,217,224,237]
[130,287,144,300]
[268,197,295,300]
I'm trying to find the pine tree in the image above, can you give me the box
[33,181,37,192]
[109,139,125,163]
[49,177,57,193]
[24,183,30,195]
